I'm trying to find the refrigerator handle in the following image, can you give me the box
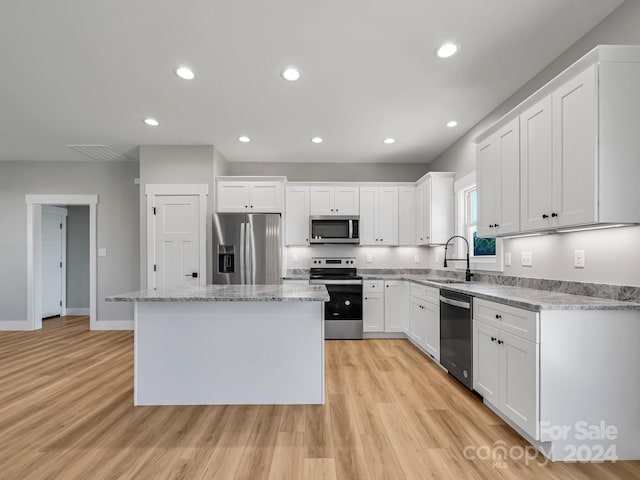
[240,222,246,284]
[246,222,252,284]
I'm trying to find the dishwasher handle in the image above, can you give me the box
[440,296,471,310]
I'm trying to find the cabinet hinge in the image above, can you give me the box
[153,264,157,272]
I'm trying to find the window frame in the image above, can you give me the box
[453,172,504,272]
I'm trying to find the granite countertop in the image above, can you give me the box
[106,284,330,302]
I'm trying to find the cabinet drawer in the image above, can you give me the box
[410,283,439,304]
[474,298,539,343]
[364,280,383,292]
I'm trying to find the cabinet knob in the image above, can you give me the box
[380,238,383,241]
[494,224,499,227]
[489,224,494,228]
[542,214,549,219]
[497,340,504,345]
[495,314,502,319]
[336,209,339,212]
[245,205,248,208]
[331,209,334,212]
[551,212,558,218]
[364,297,368,300]
[491,336,496,342]
[250,205,254,208]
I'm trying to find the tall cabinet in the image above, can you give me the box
[416,172,455,245]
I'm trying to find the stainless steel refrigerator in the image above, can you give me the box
[212,213,282,284]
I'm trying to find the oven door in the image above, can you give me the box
[323,283,363,339]
[310,217,359,244]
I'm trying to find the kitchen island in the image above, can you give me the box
[107,284,329,406]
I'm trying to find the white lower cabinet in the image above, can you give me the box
[408,284,440,360]
[363,281,384,332]
[384,280,404,332]
[473,299,540,440]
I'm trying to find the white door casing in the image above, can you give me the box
[145,185,208,290]
[41,206,67,318]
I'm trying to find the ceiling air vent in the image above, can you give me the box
[66,144,133,161]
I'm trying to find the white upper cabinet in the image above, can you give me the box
[398,186,416,245]
[359,187,398,246]
[217,179,283,213]
[477,118,520,237]
[310,186,359,215]
[477,46,640,235]
[416,173,455,245]
[285,186,310,246]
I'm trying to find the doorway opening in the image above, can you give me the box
[26,195,98,330]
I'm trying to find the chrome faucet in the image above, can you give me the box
[443,235,473,282]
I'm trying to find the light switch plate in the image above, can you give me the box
[414,254,421,263]
[98,248,107,257]
[505,253,512,266]
[521,251,533,267]
[574,250,585,268]
[366,255,373,263]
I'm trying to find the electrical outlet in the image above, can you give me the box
[98,248,107,257]
[366,255,373,263]
[292,254,299,263]
[505,252,512,267]
[574,250,585,268]
[521,251,533,267]
[414,254,421,263]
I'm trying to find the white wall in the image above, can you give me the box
[66,205,89,309]
[0,161,139,326]
[427,0,640,287]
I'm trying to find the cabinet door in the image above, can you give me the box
[500,330,539,440]
[409,297,426,344]
[473,320,500,405]
[423,300,440,361]
[217,182,249,212]
[363,292,384,333]
[416,184,426,245]
[334,187,359,215]
[422,179,432,244]
[398,187,416,245]
[496,118,521,235]
[402,281,411,333]
[477,136,498,237]
[378,187,398,245]
[249,182,282,213]
[520,96,553,231]
[552,64,598,227]
[310,187,333,215]
[384,281,404,332]
[285,186,310,246]
[359,188,378,245]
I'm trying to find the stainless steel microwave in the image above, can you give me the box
[310,216,359,244]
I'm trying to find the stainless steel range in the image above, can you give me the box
[309,257,363,340]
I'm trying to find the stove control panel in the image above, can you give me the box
[311,257,357,267]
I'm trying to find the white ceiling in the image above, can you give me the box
[0,0,624,164]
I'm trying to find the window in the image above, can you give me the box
[464,188,496,257]
[454,172,503,272]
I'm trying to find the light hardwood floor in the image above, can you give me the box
[0,316,638,480]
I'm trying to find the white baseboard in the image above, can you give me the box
[66,308,90,316]
[0,321,36,331]
[92,320,134,331]
[362,332,407,339]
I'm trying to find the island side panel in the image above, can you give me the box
[134,301,324,405]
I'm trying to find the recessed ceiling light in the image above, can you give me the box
[143,118,159,127]
[281,67,301,81]
[175,66,195,80]
[383,138,396,144]
[311,137,323,144]
[447,120,458,128]
[238,136,251,143]
[435,42,460,59]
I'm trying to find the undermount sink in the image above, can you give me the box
[431,279,467,284]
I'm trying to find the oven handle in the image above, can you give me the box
[440,296,471,309]
[310,279,363,285]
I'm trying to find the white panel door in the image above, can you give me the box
[384,281,404,332]
[285,186,310,246]
[333,187,359,215]
[552,64,598,228]
[42,210,65,317]
[378,187,398,246]
[423,301,440,360]
[416,184,426,244]
[473,320,500,405]
[249,182,282,213]
[363,293,384,332]
[154,195,201,289]
[398,187,416,245]
[496,118,521,235]
[477,136,498,237]
[409,298,426,344]
[520,96,553,231]
[310,187,333,215]
[500,330,540,439]
[217,182,249,212]
[358,188,377,245]
[422,180,432,244]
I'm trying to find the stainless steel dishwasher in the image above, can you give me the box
[439,289,473,390]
